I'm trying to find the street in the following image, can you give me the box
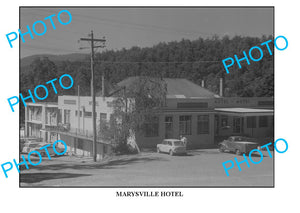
[20,149,274,187]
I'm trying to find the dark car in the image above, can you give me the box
[258,137,274,151]
[218,136,258,155]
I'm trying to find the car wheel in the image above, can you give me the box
[219,145,225,152]
[235,149,242,155]
[169,150,174,156]
[157,148,160,153]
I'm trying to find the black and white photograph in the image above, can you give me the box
[19,7,274,187]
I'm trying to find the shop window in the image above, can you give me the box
[259,116,268,127]
[165,116,173,138]
[77,139,83,150]
[233,117,242,133]
[179,115,192,135]
[197,115,209,134]
[247,116,256,128]
[144,116,159,137]
[221,116,228,128]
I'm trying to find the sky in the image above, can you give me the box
[20,7,274,58]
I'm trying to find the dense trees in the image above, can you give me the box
[20,35,274,122]
[93,35,274,97]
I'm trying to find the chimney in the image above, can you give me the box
[201,80,205,87]
[219,78,223,97]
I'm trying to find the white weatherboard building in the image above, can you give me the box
[24,102,59,142]
[57,96,115,159]
[24,77,274,158]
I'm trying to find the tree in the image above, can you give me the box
[19,57,58,123]
[98,76,167,154]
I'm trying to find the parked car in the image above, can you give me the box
[31,143,66,157]
[20,138,43,152]
[258,137,274,151]
[218,136,258,155]
[157,139,186,156]
[21,141,42,154]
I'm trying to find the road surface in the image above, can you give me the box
[20,149,274,187]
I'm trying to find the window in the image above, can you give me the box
[75,110,82,117]
[197,115,209,134]
[64,110,71,124]
[58,109,62,123]
[247,116,256,128]
[233,117,241,133]
[100,113,108,129]
[179,115,192,135]
[144,116,159,137]
[165,116,173,138]
[77,139,83,150]
[259,116,268,127]
[84,111,92,117]
[221,116,228,128]
[64,100,76,105]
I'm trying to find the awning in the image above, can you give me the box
[215,108,274,117]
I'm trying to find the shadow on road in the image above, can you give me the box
[21,156,167,171]
[20,172,91,184]
[182,149,272,158]
[185,149,221,156]
[220,152,271,158]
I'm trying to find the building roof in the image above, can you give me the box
[215,108,274,116]
[116,77,218,98]
[26,102,58,107]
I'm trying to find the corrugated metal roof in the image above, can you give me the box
[215,108,274,113]
[215,108,274,116]
[117,77,218,98]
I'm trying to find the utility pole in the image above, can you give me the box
[102,72,105,100]
[78,85,80,131]
[80,31,106,162]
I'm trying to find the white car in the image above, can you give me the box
[157,139,186,156]
[31,143,66,157]
[22,142,42,154]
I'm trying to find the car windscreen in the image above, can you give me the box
[173,141,184,146]
[28,144,41,147]
[236,137,256,142]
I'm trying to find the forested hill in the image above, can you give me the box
[20,35,274,101]
[21,53,89,67]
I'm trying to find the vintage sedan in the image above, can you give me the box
[21,141,42,154]
[157,139,186,156]
[31,143,66,157]
[218,136,258,155]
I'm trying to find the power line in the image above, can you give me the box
[79,31,106,162]
[21,8,214,37]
